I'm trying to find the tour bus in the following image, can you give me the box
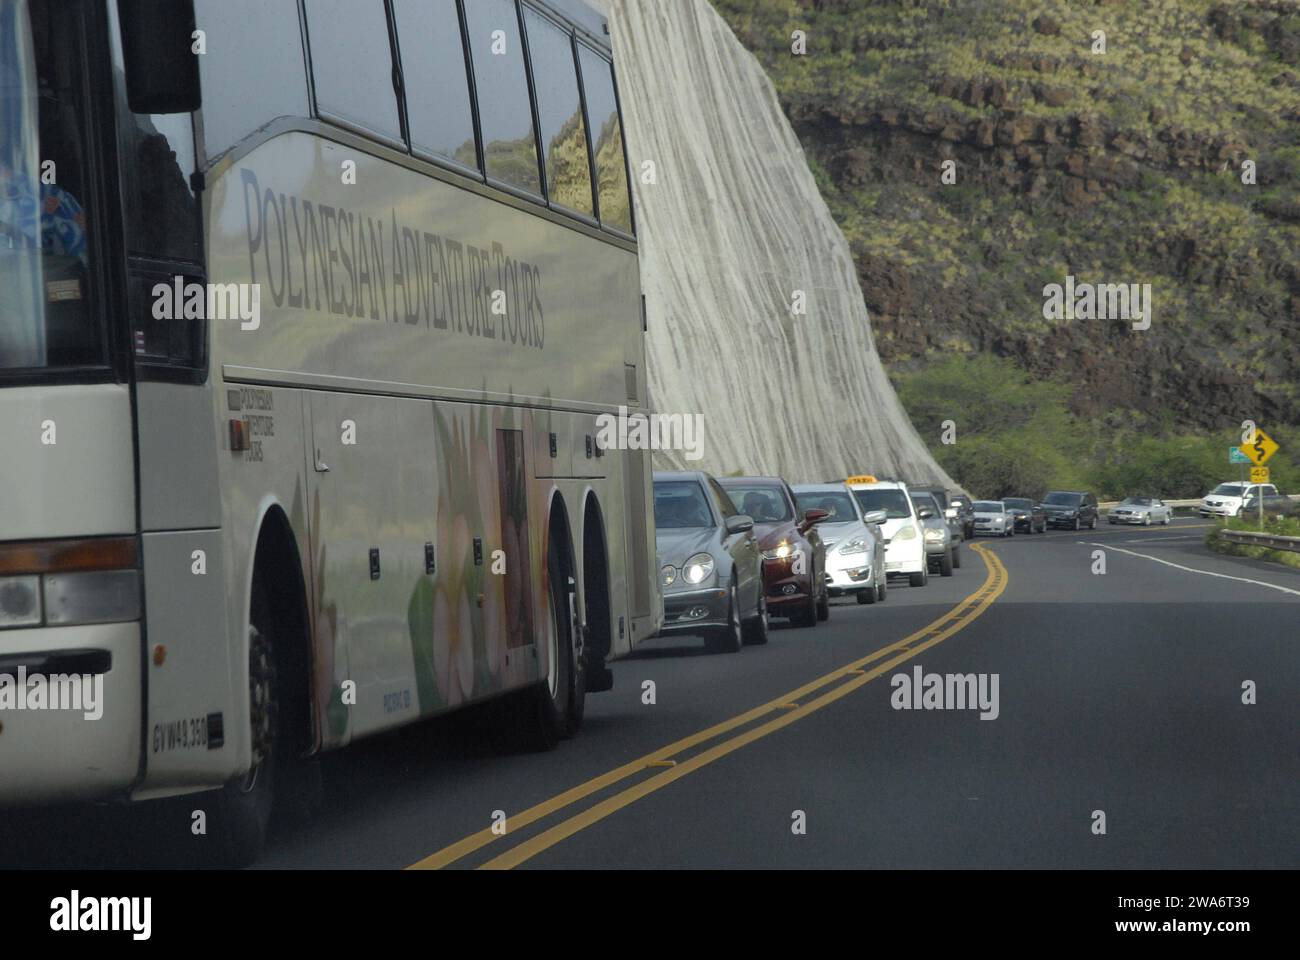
[0,0,659,862]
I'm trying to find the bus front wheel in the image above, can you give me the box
[216,587,278,866]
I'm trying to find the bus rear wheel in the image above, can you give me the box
[523,536,581,750]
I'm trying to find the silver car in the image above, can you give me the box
[792,484,888,604]
[654,471,767,653]
[972,500,1013,537]
[1108,495,1173,525]
[910,490,957,575]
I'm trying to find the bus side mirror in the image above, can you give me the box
[118,0,201,114]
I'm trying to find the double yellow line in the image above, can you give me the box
[409,543,1009,870]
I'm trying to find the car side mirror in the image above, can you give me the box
[802,508,830,528]
[944,507,958,519]
[917,507,935,520]
[863,510,887,525]
[725,514,753,535]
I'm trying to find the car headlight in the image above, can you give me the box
[894,524,917,540]
[762,541,794,561]
[661,564,676,586]
[923,528,945,542]
[836,537,868,555]
[682,553,715,584]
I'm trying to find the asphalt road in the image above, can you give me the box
[5,518,1298,869]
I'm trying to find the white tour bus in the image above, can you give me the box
[0,0,659,862]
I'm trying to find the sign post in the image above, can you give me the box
[1240,429,1279,529]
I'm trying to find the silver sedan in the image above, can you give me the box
[1107,496,1173,525]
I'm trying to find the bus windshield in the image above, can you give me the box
[0,0,101,373]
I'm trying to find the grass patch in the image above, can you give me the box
[1205,515,1300,569]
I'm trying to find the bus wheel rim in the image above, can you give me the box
[547,594,560,698]
[243,624,275,793]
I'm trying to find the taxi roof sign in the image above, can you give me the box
[846,475,878,485]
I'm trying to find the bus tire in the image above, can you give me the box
[524,535,578,751]
[216,593,278,866]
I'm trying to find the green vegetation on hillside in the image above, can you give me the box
[711,0,1300,450]
[892,353,1300,499]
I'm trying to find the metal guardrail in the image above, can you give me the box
[1218,530,1300,553]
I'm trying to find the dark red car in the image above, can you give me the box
[717,476,829,627]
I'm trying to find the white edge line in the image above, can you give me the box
[1078,541,1300,598]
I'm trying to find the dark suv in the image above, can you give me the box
[1040,491,1098,530]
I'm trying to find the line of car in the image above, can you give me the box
[652,471,971,653]
[652,471,1293,654]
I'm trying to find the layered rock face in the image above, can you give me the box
[597,0,958,488]
[710,0,1300,432]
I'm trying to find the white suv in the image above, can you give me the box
[1200,482,1277,518]
[845,476,928,587]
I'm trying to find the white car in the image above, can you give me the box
[792,484,888,604]
[1108,496,1172,525]
[845,476,928,587]
[972,500,1013,537]
[1200,482,1277,519]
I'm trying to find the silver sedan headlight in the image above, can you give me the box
[682,553,715,584]
[836,536,868,555]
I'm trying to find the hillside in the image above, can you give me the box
[710,0,1300,444]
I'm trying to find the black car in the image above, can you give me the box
[948,494,976,540]
[1040,491,1098,530]
[1002,497,1046,533]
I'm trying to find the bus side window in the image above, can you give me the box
[194,0,310,164]
[304,0,402,145]
[392,0,477,172]
[522,7,594,218]
[576,44,632,235]
[464,0,542,196]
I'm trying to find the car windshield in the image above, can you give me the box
[1121,497,1153,506]
[973,501,1003,512]
[1003,498,1032,509]
[1043,492,1082,505]
[794,490,858,522]
[722,484,792,522]
[0,0,103,373]
[853,488,912,519]
[1211,484,1245,496]
[653,480,714,529]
